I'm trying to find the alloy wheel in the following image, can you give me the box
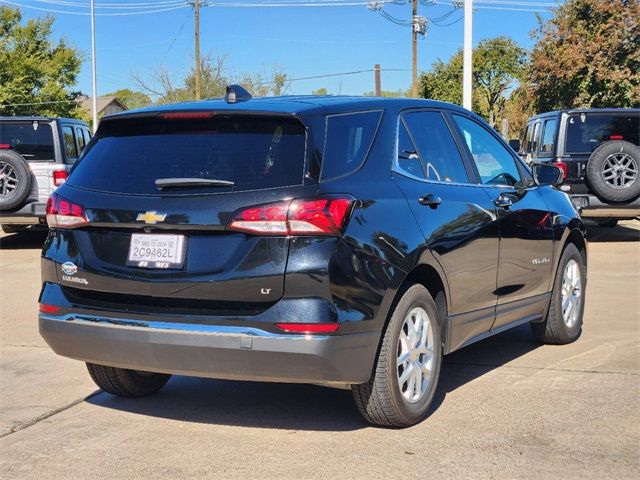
[561,259,582,328]
[601,153,638,189]
[396,306,434,404]
[0,161,19,197]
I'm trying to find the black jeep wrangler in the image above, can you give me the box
[514,108,639,227]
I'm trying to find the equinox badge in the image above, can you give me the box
[136,211,167,224]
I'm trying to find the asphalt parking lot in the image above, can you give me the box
[0,222,638,479]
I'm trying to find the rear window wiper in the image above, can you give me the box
[155,178,235,188]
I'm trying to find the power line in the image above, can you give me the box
[0,0,188,15]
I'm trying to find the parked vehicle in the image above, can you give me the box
[513,108,640,227]
[0,116,91,233]
[39,88,587,427]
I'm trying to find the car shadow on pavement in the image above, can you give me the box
[85,324,540,431]
[586,223,639,243]
[0,229,48,249]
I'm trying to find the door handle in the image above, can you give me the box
[494,194,513,209]
[418,194,442,208]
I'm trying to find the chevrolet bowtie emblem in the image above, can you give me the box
[136,211,167,224]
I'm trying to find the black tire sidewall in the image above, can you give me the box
[0,151,33,210]
[383,285,443,424]
[586,141,640,202]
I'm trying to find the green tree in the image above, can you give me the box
[528,0,640,110]
[312,87,328,96]
[104,88,152,110]
[419,36,526,127]
[0,6,82,117]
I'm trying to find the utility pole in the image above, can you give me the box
[90,0,98,133]
[374,64,381,96]
[463,0,473,110]
[194,0,202,101]
[411,0,418,97]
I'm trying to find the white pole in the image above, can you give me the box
[90,0,98,133]
[462,0,473,111]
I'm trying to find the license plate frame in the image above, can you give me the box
[126,233,186,269]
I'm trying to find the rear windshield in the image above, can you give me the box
[565,114,639,153]
[68,114,307,195]
[0,122,54,161]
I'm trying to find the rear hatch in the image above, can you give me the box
[53,112,315,312]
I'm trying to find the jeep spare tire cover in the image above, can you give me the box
[0,150,33,211]
[586,140,640,202]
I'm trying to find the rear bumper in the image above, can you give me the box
[0,201,47,224]
[569,194,640,218]
[39,313,380,386]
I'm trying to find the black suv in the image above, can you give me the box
[39,89,587,427]
[0,116,92,233]
[516,108,640,226]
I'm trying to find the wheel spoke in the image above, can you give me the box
[398,363,413,385]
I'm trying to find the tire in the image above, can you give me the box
[1,224,30,234]
[352,284,443,427]
[586,141,640,202]
[531,243,586,345]
[594,218,618,228]
[0,150,32,211]
[86,363,171,397]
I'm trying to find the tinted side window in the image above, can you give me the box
[397,121,425,179]
[453,114,522,187]
[524,123,534,153]
[76,127,86,151]
[321,111,382,181]
[540,119,557,154]
[0,122,54,161]
[62,126,77,159]
[403,111,469,183]
[531,122,541,152]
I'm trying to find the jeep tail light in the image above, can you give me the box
[275,323,340,334]
[46,193,88,229]
[0,144,12,150]
[609,135,623,140]
[228,197,353,236]
[52,170,68,187]
[552,161,568,180]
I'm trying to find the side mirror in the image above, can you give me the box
[508,139,521,152]
[532,163,563,186]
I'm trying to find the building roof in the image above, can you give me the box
[80,96,128,115]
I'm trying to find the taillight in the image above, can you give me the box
[609,135,623,140]
[552,161,568,180]
[46,193,88,229]
[160,112,213,120]
[52,170,68,187]
[228,197,353,236]
[0,144,13,150]
[275,323,340,334]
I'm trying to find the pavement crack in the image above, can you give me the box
[0,390,102,439]
[446,361,639,376]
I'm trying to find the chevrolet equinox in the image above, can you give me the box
[39,87,587,427]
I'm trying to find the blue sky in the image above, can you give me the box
[6,1,557,98]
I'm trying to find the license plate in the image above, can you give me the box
[127,234,186,269]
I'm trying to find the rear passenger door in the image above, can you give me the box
[451,114,555,331]
[392,109,500,351]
